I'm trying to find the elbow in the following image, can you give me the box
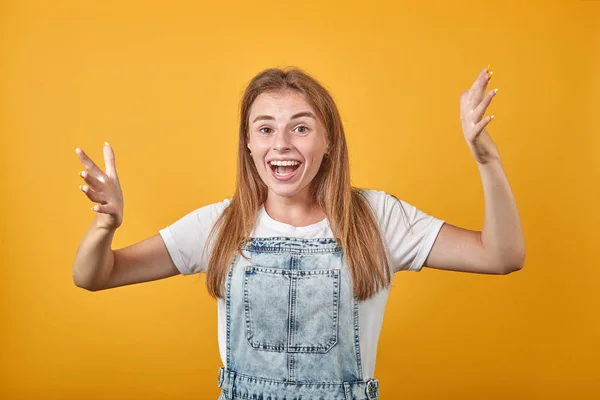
[73,277,93,292]
[502,255,526,275]
[75,282,100,292]
[72,271,99,292]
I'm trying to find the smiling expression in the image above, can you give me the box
[246,91,329,201]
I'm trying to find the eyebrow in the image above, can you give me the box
[252,111,316,124]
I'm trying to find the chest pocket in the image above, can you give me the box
[243,266,340,353]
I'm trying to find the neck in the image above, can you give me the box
[264,189,326,227]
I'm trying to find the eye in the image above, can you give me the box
[295,125,310,134]
[258,127,273,134]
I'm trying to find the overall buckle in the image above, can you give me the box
[365,378,378,399]
[217,367,225,388]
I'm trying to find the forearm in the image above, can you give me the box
[478,158,526,271]
[72,215,116,291]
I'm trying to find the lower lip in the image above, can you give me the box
[268,163,302,181]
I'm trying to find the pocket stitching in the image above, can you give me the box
[243,265,340,353]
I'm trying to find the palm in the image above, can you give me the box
[459,66,500,164]
[75,143,124,230]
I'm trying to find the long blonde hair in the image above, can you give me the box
[205,67,394,301]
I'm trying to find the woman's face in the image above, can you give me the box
[247,90,329,202]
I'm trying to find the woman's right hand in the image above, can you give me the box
[75,142,124,231]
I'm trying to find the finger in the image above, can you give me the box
[78,170,105,192]
[474,115,494,133]
[79,184,106,204]
[91,203,116,214]
[103,142,118,178]
[467,67,490,107]
[459,90,469,115]
[473,88,498,121]
[75,148,108,181]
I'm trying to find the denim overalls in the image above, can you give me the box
[217,237,380,400]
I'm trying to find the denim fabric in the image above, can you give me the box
[217,237,379,400]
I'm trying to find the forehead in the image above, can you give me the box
[249,91,314,117]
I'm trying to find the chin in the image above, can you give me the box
[268,185,305,198]
[257,164,318,200]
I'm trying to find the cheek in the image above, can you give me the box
[247,143,265,163]
[303,144,327,165]
[250,152,269,175]
[248,138,270,154]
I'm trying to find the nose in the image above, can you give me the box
[272,130,292,152]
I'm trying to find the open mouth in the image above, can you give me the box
[269,164,301,175]
[268,160,302,180]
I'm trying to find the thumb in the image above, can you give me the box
[103,142,118,178]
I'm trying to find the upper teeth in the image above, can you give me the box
[270,160,300,166]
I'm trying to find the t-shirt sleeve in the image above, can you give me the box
[158,199,231,275]
[362,189,445,273]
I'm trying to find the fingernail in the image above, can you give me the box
[490,115,495,120]
[92,205,99,211]
[494,88,498,94]
[104,142,110,146]
[488,71,493,80]
[487,64,491,72]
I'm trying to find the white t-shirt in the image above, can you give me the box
[159,189,445,379]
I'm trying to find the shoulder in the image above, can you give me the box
[167,198,232,232]
[356,188,407,218]
[356,188,433,234]
[197,198,232,216]
[356,188,389,205]
[193,198,232,226]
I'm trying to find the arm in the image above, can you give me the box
[72,143,180,291]
[423,66,525,275]
[424,158,525,275]
[72,215,116,290]
[72,219,179,291]
[478,159,525,271]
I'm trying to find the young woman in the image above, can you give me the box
[73,66,525,399]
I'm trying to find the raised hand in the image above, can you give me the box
[75,142,124,230]
[459,65,501,164]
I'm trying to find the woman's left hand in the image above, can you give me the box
[459,66,500,165]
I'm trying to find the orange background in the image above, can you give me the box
[1,0,599,398]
